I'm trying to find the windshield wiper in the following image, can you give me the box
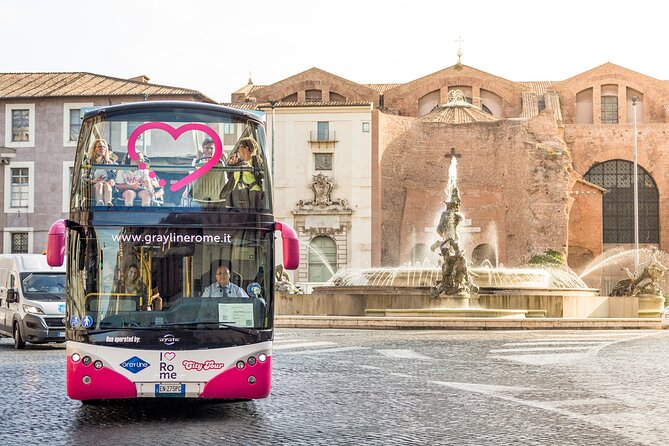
[161,321,259,336]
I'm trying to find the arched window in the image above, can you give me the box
[584,160,658,243]
[305,89,322,102]
[282,92,297,102]
[308,235,337,282]
[329,91,346,102]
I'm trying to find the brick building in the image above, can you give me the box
[232,62,667,282]
[0,72,211,253]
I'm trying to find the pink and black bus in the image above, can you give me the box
[47,101,298,402]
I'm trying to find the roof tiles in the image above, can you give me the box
[0,72,210,101]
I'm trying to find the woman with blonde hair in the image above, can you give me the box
[113,264,149,310]
[85,138,117,206]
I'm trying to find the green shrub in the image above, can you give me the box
[529,249,564,266]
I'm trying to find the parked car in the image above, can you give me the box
[0,254,66,349]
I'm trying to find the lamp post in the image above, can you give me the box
[632,96,639,273]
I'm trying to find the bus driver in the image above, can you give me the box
[202,265,248,298]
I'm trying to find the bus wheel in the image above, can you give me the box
[13,323,26,350]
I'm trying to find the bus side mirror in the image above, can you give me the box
[275,220,299,270]
[47,219,67,267]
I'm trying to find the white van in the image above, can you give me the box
[0,254,66,349]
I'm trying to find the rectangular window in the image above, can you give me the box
[601,96,618,124]
[69,109,81,141]
[223,123,234,134]
[305,89,322,102]
[314,153,333,170]
[12,109,30,142]
[122,119,151,146]
[362,122,370,133]
[5,104,35,147]
[3,227,33,254]
[63,103,93,146]
[10,168,29,208]
[4,162,34,213]
[127,121,144,141]
[317,122,329,141]
[11,233,29,254]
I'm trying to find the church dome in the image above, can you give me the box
[418,89,498,124]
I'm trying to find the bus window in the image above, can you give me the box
[74,112,270,212]
[67,227,273,331]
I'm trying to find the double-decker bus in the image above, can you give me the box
[46,101,298,401]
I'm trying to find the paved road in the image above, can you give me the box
[1,329,668,445]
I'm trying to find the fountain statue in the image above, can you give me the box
[430,187,479,298]
[275,264,303,294]
[609,248,667,297]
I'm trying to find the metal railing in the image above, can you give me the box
[309,131,337,142]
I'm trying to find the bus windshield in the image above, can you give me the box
[67,226,273,331]
[73,106,269,211]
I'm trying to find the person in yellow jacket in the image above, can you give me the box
[224,137,264,209]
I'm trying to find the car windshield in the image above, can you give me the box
[67,226,273,331]
[20,273,66,300]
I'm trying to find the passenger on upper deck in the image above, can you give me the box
[85,139,117,206]
[181,137,226,206]
[222,137,264,209]
[193,137,222,166]
[116,152,153,206]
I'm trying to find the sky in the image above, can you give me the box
[1,0,666,103]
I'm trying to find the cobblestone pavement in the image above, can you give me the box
[1,329,668,445]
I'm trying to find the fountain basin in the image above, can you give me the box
[365,308,535,319]
[275,284,637,318]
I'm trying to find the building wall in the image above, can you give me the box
[568,180,604,271]
[380,113,572,267]
[266,105,373,283]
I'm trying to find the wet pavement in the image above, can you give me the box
[1,329,668,445]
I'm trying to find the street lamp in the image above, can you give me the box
[632,96,639,273]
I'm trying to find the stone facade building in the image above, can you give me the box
[232,62,667,282]
[0,72,211,254]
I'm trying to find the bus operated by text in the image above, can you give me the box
[47,101,299,401]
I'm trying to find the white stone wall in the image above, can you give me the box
[267,105,373,283]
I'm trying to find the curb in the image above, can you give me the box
[275,315,665,330]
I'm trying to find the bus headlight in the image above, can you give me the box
[71,353,81,362]
[93,360,103,369]
[82,356,92,366]
[258,354,267,363]
[236,361,245,370]
[82,376,92,385]
[248,376,256,384]
[247,356,256,366]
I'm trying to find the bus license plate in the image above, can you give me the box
[155,383,185,397]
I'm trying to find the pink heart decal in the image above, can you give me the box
[163,352,176,361]
[127,122,223,192]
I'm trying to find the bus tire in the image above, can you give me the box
[13,322,26,350]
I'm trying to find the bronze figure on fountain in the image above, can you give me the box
[609,248,667,297]
[430,186,479,298]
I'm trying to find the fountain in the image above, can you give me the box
[277,157,652,320]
